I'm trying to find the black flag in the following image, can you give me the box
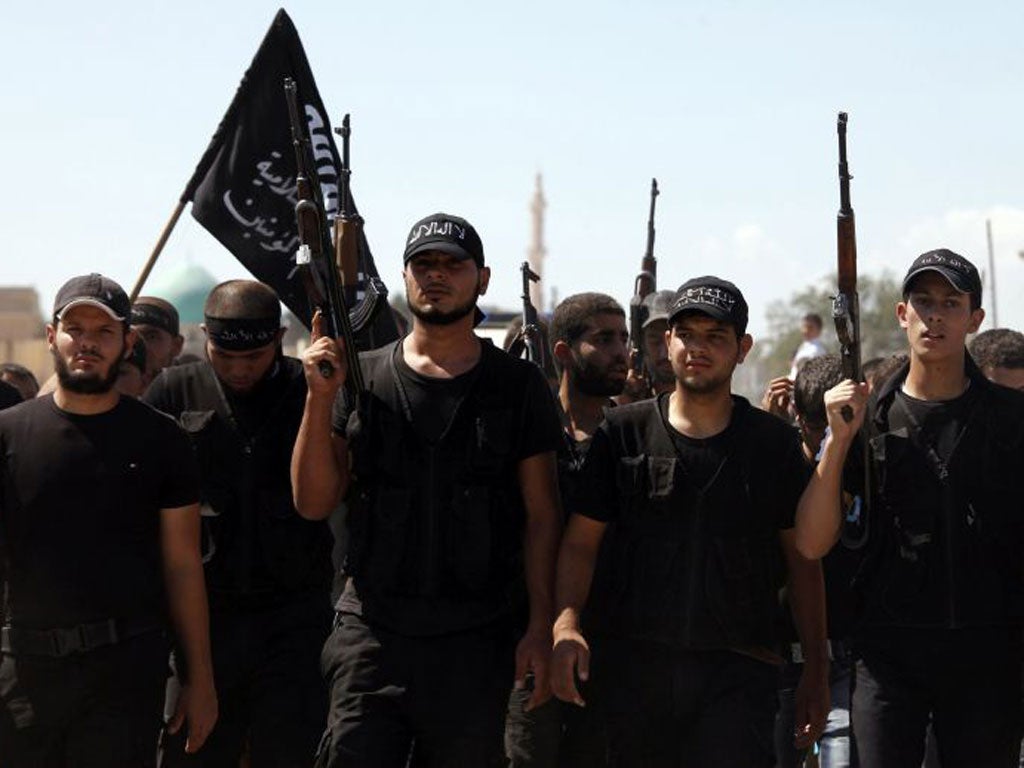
[183,9,398,346]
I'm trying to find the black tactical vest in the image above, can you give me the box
[859,358,1024,629]
[341,341,537,634]
[590,395,792,650]
[147,359,333,598]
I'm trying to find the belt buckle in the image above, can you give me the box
[51,625,87,657]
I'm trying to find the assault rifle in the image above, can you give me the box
[513,261,546,370]
[833,111,871,545]
[628,179,659,377]
[833,113,861,394]
[284,78,384,401]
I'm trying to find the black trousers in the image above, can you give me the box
[852,625,1023,768]
[0,632,169,767]
[598,637,777,768]
[158,591,332,768]
[317,611,516,768]
[504,679,607,768]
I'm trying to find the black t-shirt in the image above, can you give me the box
[662,398,732,492]
[891,384,977,466]
[578,395,809,529]
[0,396,199,629]
[0,381,21,412]
[393,345,477,444]
[332,341,562,462]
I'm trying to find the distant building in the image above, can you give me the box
[0,287,49,384]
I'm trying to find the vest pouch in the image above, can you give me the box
[616,455,646,502]
[446,485,494,596]
[360,487,414,593]
[876,510,938,621]
[705,535,774,646]
[179,410,234,560]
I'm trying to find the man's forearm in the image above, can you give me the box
[785,544,828,666]
[291,393,348,519]
[163,547,213,686]
[523,502,559,632]
[795,436,851,558]
[554,530,600,634]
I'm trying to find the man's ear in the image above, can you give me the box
[896,301,909,330]
[552,339,573,369]
[172,335,185,358]
[968,307,985,335]
[737,334,754,364]
[478,266,491,296]
[45,323,56,350]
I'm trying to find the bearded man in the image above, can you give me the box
[0,273,215,766]
[551,276,828,768]
[292,213,564,768]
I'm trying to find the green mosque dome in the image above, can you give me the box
[146,263,219,324]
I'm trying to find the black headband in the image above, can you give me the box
[132,303,179,335]
[204,316,281,351]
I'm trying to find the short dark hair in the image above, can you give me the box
[550,293,625,348]
[204,280,281,321]
[862,353,908,390]
[969,328,1024,370]
[793,354,843,425]
[0,363,39,399]
[549,293,625,377]
[802,313,823,329]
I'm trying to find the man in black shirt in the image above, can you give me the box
[552,276,827,768]
[797,249,1024,767]
[0,273,216,766]
[0,380,21,411]
[292,213,563,768]
[505,292,629,768]
[146,280,333,767]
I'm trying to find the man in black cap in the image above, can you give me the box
[132,296,185,388]
[797,248,1024,768]
[551,276,828,768]
[621,289,676,403]
[798,249,1024,765]
[0,273,217,766]
[145,279,333,767]
[293,213,563,768]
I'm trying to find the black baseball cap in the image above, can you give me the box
[902,248,982,303]
[642,290,676,328]
[668,276,749,334]
[403,213,485,267]
[53,273,131,323]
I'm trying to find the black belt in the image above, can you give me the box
[1,617,164,658]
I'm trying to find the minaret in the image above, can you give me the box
[528,173,546,312]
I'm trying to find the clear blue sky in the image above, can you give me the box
[3,0,1023,339]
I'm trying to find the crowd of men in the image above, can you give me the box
[0,212,1023,768]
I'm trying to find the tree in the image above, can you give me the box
[754,271,906,379]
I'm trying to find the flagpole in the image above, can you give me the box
[129,199,188,302]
